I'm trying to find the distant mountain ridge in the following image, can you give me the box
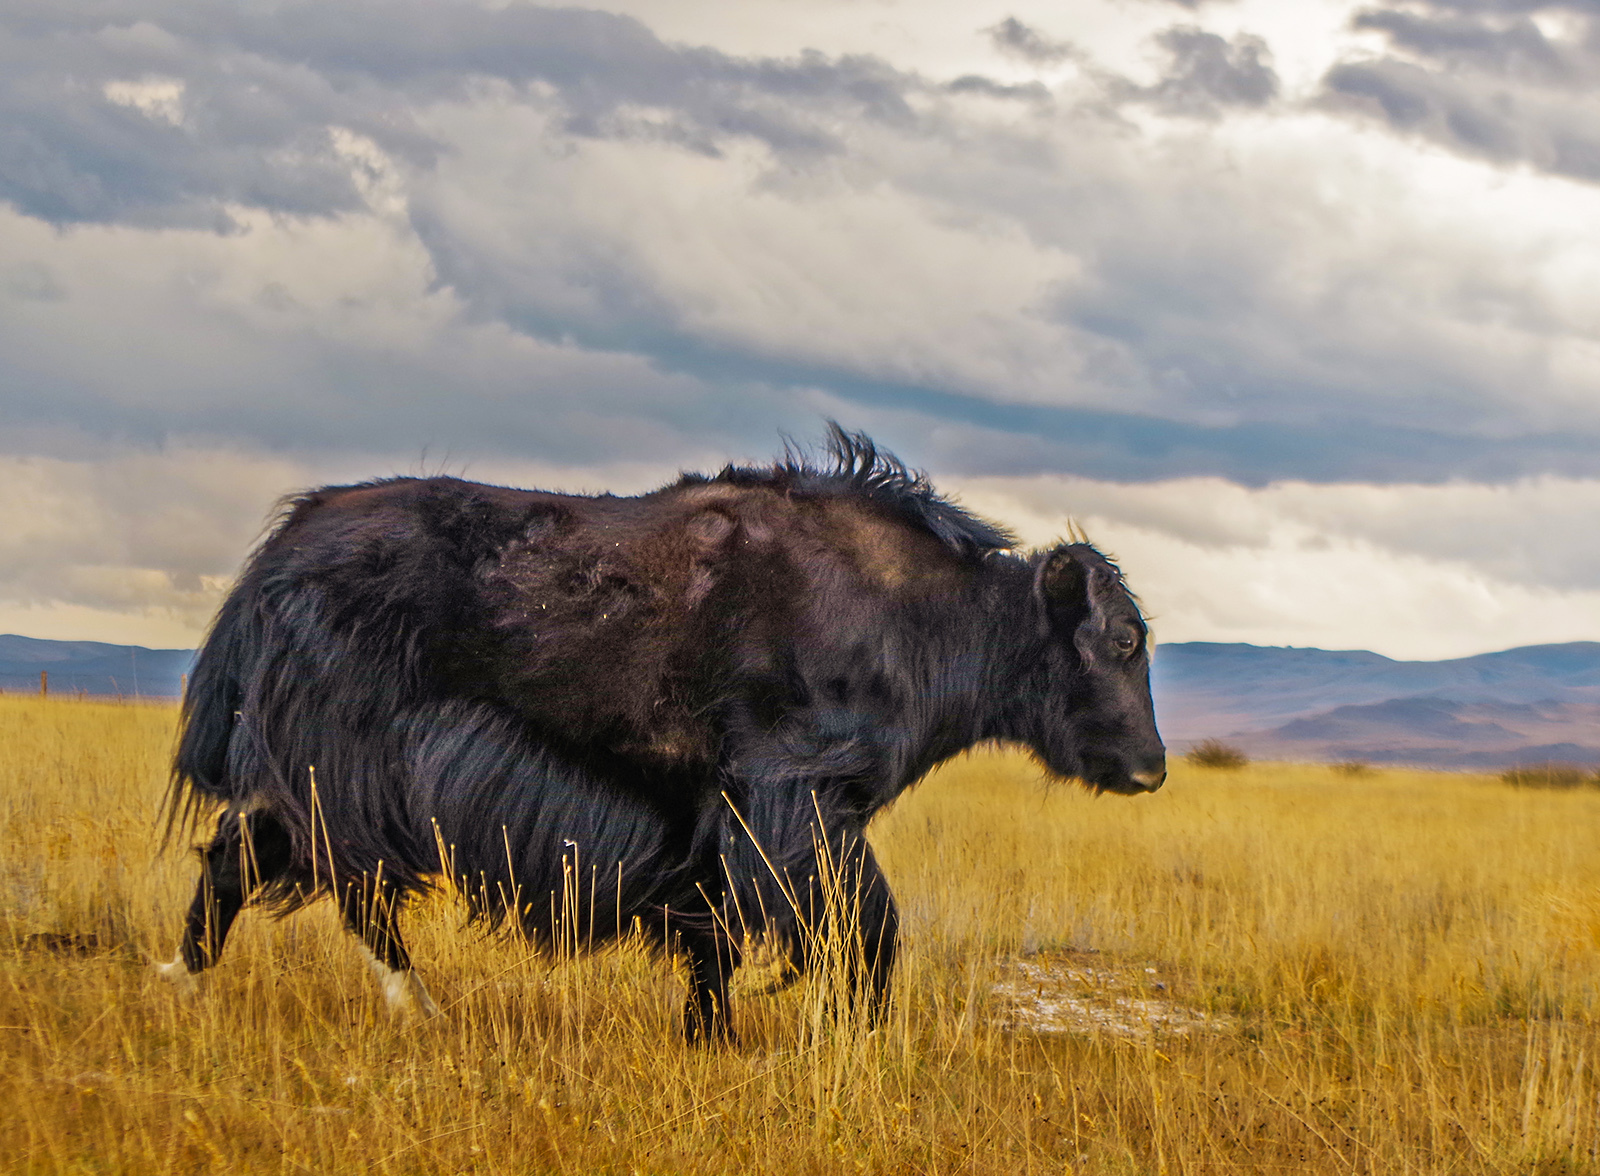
[1151,641,1600,770]
[0,634,193,698]
[5,633,1598,769]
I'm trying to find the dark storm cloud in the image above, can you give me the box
[9,233,1595,489]
[1326,57,1600,177]
[0,1,919,227]
[1325,0,1600,182]
[985,17,1078,66]
[210,2,920,148]
[0,24,414,228]
[946,75,1053,101]
[811,380,1600,486]
[1134,27,1279,116]
[982,16,1277,117]
[1387,0,1599,13]
[0,313,814,473]
[1352,8,1577,81]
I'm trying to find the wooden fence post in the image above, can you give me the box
[40,670,48,697]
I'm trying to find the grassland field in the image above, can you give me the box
[3,692,1599,1175]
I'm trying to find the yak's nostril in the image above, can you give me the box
[1130,769,1167,792]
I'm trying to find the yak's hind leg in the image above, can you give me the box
[339,873,439,1019]
[157,809,293,992]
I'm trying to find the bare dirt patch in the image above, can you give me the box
[992,952,1237,1038]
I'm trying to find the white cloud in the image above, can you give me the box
[103,76,187,126]
[955,472,1600,659]
[0,601,204,649]
[408,110,1083,398]
[0,440,709,646]
[377,24,1600,460]
[589,0,1358,95]
[0,198,799,462]
[0,446,309,643]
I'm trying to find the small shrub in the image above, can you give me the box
[1499,762,1597,790]
[1186,739,1248,770]
[1331,761,1373,777]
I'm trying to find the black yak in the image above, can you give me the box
[159,427,1165,1041]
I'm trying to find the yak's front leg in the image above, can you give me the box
[841,837,899,1025]
[156,810,293,992]
[339,873,440,1019]
[721,798,900,1027]
[787,829,900,1025]
[679,924,740,1045]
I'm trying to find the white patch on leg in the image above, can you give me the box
[154,954,199,997]
[402,970,441,1018]
[359,945,440,1018]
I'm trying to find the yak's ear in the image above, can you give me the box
[1033,546,1089,634]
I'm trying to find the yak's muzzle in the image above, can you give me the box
[1129,768,1167,792]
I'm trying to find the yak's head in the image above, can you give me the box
[1006,543,1166,795]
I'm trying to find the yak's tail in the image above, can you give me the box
[164,490,323,845]
[164,586,256,843]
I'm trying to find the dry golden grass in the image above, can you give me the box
[3,690,1599,1174]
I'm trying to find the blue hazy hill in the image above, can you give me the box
[1151,641,1600,769]
[0,634,194,698]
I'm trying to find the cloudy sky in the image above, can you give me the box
[2,0,1598,659]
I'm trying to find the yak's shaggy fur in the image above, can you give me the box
[165,426,1165,1040]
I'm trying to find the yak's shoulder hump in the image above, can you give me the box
[670,425,1013,561]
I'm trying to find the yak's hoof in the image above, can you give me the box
[360,947,441,1019]
[683,1009,738,1048]
[153,956,200,998]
